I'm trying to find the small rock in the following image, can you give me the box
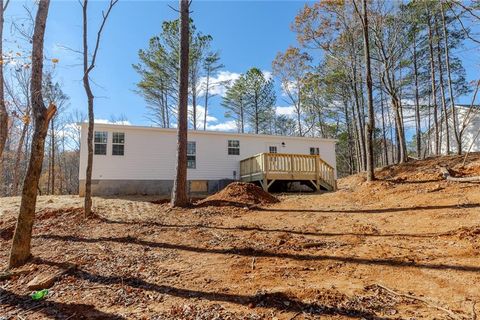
[27,271,63,290]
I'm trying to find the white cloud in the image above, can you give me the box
[94,119,131,125]
[206,120,238,131]
[197,69,273,97]
[276,106,295,116]
[188,105,218,124]
[280,80,298,97]
[262,70,273,81]
[198,71,241,97]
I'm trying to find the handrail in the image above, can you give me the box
[239,152,336,190]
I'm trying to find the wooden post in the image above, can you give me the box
[315,156,320,191]
[263,153,268,191]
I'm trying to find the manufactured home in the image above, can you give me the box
[78,123,337,196]
[427,105,480,155]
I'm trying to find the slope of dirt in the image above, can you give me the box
[196,182,279,207]
[1,154,480,319]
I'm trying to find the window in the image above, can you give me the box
[228,140,240,155]
[310,147,320,155]
[94,131,107,155]
[269,146,277,153]
[187,141,196,169]
[112,132,125,156]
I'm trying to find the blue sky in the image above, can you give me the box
[4,0,480,131]
[5,0,311,128]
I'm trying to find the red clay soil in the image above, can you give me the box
[1,154,480,319]
[196,182,279,207]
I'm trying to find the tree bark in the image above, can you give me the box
[440,3,460,154]
[203,71,210,131]
[12,120,29,196]
[434,15,450,155]
[379,72,388,166]
[191,70,197,130]
[50,118,55,194]
[427,15,439,155]
[83,0,94,217]
[0,0,8,161]
[412,31,422,159]
[9,0,54,269]
[360,0,375,181]
[82,0,117,217]
[171,0,190,207]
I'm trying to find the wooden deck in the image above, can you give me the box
[240,153,336,192]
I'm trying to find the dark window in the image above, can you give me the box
[112,144,124,156]
[94,131,107,155]
[112,132,125,156]
[187,141,196,169]
[310,147,320,155]
[113,132,125,144]
[94,143,107,155]
[228,140,240,155]
[269,146,277,153]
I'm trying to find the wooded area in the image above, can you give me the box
[0,0,478,198]
[1,1,480,318]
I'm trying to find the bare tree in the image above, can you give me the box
[171,0,190,207]
[9,0,55,268]
[0,0,10,160]
[354,0,375,180]
[82,0,118,217]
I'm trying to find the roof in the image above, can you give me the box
[81,122,338,143]
[454,104,480,109]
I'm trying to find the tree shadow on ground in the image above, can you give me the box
[94,216,456,239]
[0,288,124,319]
[37,234,480,273]
[33,258,384,319]
[256,203,480,214]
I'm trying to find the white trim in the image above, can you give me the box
[79,122,338,143]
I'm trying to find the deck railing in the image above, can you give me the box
[239,153,336,191]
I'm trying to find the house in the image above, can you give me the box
[78,123,337,196]
[427,104,480,155]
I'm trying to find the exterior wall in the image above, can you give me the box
[427,106,480,155]
[78,179,233,197]
[79,123,337,195]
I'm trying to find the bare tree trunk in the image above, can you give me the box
[413,31,422,159]
[440,3,460,154]
[351,75,365,171]
[82,0,117,217]
[379,77,388,166]
[359,0,375,181]
[12,120,29,195]
[392,97,407,163]
[83,0,94,217]
[434,16,450,155]
[203,72,210,131]
[191,71,197,130]
[0,0,9,160]
[343,97,354,174]
[50,118,55,194]
[171,0,189,207]
[9,0,55,269]
[427,15,439,155]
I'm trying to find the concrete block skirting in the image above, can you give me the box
[78,179,234,197]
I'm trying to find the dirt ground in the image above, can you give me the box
[1,154,480,319]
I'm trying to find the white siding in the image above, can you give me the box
[428,106,480,155]
[79,124,337,181]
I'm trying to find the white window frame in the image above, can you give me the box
[112,132,125,156]
[187,141,196,169]
[94,131,108,155]
[310,147,320,155]
[269,146,278,154]
[228,140,240,155]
